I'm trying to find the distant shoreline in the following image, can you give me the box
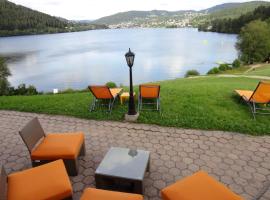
[0,26,238,38]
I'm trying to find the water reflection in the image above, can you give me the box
[0,28,237,91]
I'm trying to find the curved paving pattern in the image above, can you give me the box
[0,110,269,200]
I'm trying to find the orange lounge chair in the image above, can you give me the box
[161,171,244,200]
[80,188,143,200]
[19,117,85,176]
[0,160,73,200]
[88,85,123,113]
[235,81,270,119]
[138,84,161,112]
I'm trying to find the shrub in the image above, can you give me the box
[0,57,11,96]
[232,59,241,68]
[207,67,220,75]
[218,64,231,71]
[8,84,38,96]
[185,70,200,78]
[106,82,117,88]
[27,85,38,95]
[17,84,27,95]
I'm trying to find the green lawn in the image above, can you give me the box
[245,64,270,76]
[0,77,269,136]
[219,66,250,75]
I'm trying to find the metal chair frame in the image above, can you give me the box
[138,85,161,113]
[238,82,270,119]
[89,86,121,114]
[90,96,118,113]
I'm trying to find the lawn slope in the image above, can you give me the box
[0,77,269,135]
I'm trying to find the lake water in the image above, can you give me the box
[0,28,237,92]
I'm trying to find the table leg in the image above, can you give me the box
[133,180,143,194]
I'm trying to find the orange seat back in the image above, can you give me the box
[250,81,270,103]
[89,86,113,99]
[140,84,160,98]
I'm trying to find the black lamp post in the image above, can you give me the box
[125,48,136,115]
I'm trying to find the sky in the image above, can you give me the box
[9,0,265,20]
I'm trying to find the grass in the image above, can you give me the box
[245,64,270,76]
[0,77,269,136]
[219,66,250,75]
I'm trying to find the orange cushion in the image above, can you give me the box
[31,132,84,160]
[110,88,123,98]
[8,160,72,200]
[161,171,244,200]
[235,90,254,101]
[80,188,143,200]
[140,85,160,98]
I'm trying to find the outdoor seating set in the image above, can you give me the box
[88,84,161,113]
[1,118,256,200]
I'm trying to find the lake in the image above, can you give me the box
[0,28,237,92]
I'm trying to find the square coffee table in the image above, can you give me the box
[95,147,150,194]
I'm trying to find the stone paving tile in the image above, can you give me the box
[0,110,269,200]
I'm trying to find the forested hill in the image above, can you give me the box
[198,5,270,33]
[0,0,108,37]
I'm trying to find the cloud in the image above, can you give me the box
[9,0,266,20]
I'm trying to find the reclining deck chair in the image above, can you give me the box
[19,117,85,176]
[138,84,161,112]
[0,160,73,200]
[235,81,270,119]
[88,86,123,113]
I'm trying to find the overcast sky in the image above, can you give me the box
[9,0,267,20]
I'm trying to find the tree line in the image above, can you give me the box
[198,6,270,34]
[0,1,108,37]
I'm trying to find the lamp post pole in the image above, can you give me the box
[128,65,136,115]
[125,48,136,115]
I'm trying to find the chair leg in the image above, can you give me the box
[90,98,97,112]
[247,101,256,120]
[64,158,79,176]
[252,102,257,120]
[79,141,86,156]
[158,98,161,113]
[108,99,112,113]
[109,97,117,114]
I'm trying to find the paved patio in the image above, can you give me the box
[0,110,269,200]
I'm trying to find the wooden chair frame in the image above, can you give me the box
[0,166,73,200]
[19,117,85,176]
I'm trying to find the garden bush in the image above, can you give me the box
[232,59,241,68]
[207,67,220,74]
[8,84,38,96]
[218,63,231,71]
[0,57,11,96]
[185,70,200,78]
[106,81,117,88]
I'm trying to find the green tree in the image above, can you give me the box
[232,59,241,68]
[236,20,270,64]
[0,57,11,95]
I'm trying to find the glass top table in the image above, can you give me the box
[95,147,150,194]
